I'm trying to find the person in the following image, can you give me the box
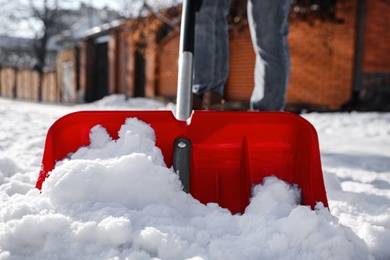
[193,0,292,111]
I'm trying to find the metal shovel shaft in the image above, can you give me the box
[176,0,196,121]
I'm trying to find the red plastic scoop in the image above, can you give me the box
[36,110,328,213]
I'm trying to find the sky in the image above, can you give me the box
[0,95,389,259]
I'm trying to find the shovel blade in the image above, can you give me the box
[36,110,328,213]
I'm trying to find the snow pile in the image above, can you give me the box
[43,118,180,208]
[78,94,173,111]
[0,112,372,259]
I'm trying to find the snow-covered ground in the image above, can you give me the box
[0,95,389,260]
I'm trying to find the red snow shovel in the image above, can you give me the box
[36,0,328,213]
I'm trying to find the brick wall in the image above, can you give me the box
[108,29,135,96]
[79,40,94,102]
[157,32,180,97]
[362,0,390,72]
[145,34,158,98]
[287,0,357,110]
[225,27,255,100]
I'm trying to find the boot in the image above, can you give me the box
[192,93,202,110]
[202,91,225,110]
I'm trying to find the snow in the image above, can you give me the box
[1,95,389,260]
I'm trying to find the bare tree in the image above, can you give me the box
[0,0,75,100]
[114,0,180,19]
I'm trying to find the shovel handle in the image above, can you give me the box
[173,138,192,193]
[176,0,196,121]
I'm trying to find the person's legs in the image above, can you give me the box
[213,0,231,96]
[247,0,291,111]
[193,0,218,96]
[193,0,230,96]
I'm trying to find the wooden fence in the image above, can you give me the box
[0,68,59,103]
